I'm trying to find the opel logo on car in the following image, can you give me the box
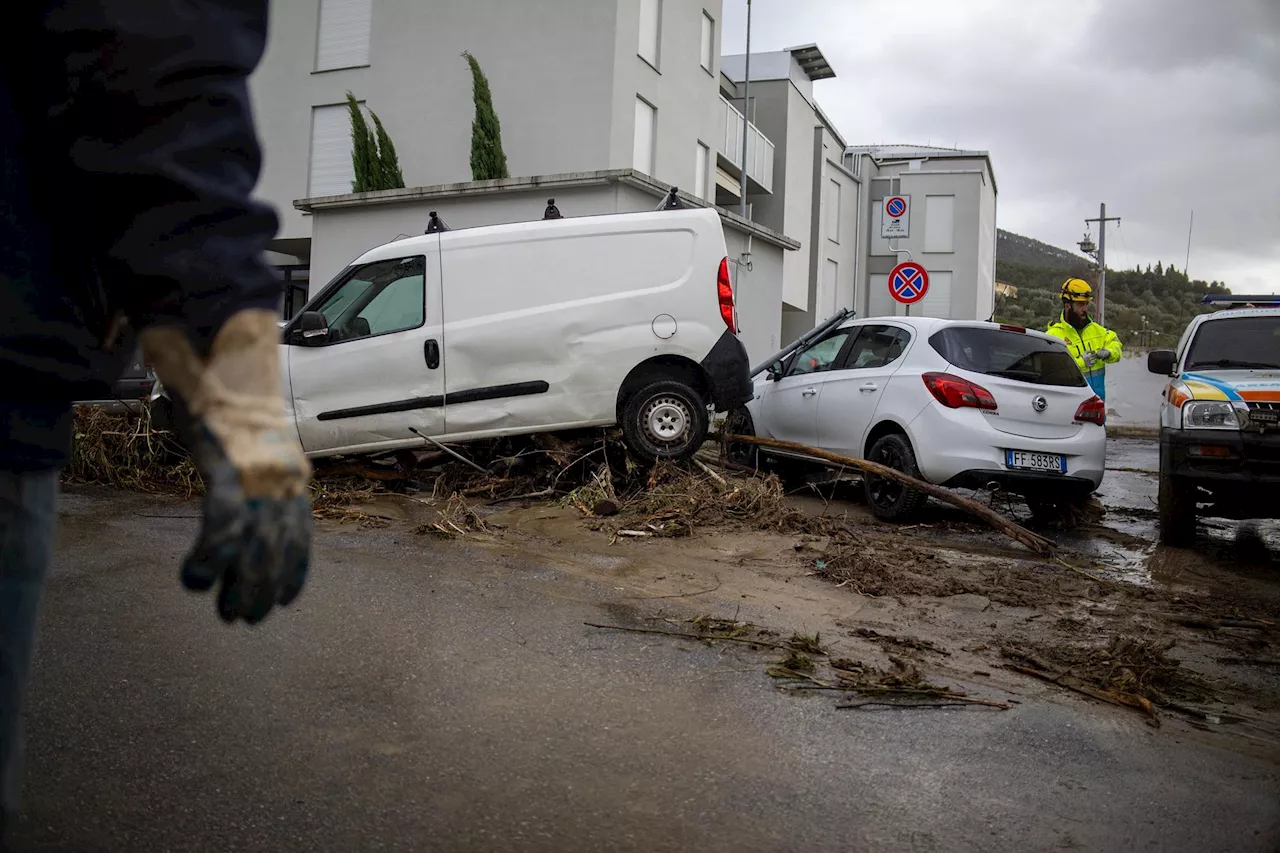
[1032,395,1048,413]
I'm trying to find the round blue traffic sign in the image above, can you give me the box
[885,196,907,218]
[889,262,929,305]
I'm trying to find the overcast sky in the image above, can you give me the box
[721,0,1280,293]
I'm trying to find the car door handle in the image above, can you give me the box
[860,383,878,393]
[424,339,440,370]
[801,387,817,397]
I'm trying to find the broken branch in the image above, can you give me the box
[713,433,1056,555]
[583,622,791,651]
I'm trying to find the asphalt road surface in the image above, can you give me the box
[9,483,1280,852]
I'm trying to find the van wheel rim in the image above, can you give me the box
[643,396,691,447]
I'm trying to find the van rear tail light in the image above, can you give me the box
[999,324,1026,333]
[1074,395,1106,425]
[717,256,737,334]
[922,372,998,411]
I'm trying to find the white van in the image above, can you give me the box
[166,207,752,462]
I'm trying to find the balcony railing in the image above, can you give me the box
[718,96,774,194]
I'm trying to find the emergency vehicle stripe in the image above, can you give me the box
[1179,380,1230,401]
[1181,373,1244,401]
[1238,390,1280,403]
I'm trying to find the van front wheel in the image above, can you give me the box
[622,379,710,462]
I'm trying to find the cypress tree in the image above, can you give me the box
[371,111,405,189]
[346,91,377,192]
[462,51,510,181]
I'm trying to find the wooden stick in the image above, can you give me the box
[713,433,1056,555]
[583,622,791,651]
[1169,615,1272,631]
[693,458,728,487]
[1007,664,1159,726]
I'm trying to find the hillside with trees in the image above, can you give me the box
[993,230,1232,348]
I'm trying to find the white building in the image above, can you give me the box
[846,145,999,325]
[249,0,998,362]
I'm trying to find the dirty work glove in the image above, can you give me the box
[1082,350,1100,367]
[1094,348,1113,361]
[140,309,313,624]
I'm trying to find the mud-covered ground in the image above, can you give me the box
[353,437,1280,746]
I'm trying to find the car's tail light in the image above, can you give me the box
[923,372,998,411]
[717,257,737,334]
[1074,395,1106,425]
[999,324,1026,334]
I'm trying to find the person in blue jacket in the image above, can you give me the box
[1,3,313,843]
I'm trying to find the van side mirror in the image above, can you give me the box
[291,311,329,346]
[766,363,783,381]
[1147,350,1177,376]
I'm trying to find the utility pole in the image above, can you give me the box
[738,0,752,225]
[1084,203,1121,326]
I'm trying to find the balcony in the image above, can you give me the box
[716,96,774,203]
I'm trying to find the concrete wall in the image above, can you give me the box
[736,77,819,313]
[608,0,725,195]
[251,0,732,246]
[856,156,996,322]
[305,183,786,365]
[724,230,785,365]
[812,129,858,324]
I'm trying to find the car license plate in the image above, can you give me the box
[1005,450,1066,473]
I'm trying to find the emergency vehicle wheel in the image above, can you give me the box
[1158,474,1196,547]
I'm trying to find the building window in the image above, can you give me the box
[925,195,956,253]
[827,179,841,243]
[700,12,715,72]
[918,270,953,318]
[309,103,356,196]
[315,0,372,72]
[695,142,710,200]
[633,98,657,175]
[638,0,662,69]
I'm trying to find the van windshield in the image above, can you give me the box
[1185,316,1280,371]
[929,327,1085,387]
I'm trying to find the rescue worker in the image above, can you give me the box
[1046,278,1123,400]
[1,2,312,844]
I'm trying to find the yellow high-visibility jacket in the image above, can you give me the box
[1045,313,1122,400]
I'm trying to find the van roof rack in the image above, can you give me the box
[655,187,684,210]
[425,211,450,234]
[1201,293,1280,308]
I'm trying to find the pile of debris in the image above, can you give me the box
[1002,634,1215,726]
[66,405,198,495]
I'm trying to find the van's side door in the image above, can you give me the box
[286,252,445,455]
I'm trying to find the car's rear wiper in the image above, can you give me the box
[1187,359,1280,370]
[986,369,1040,380]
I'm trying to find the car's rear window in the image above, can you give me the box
[1184,316,1280,371]
[929,327,1085,387]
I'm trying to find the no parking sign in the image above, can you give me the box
[888,261,929,305]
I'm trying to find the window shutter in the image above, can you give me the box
[309,104,355,196]
[316,0,372,71]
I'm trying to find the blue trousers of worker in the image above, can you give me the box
[0,470,57,841]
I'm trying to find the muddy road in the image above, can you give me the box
[10,438,1280,851]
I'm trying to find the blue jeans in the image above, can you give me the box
[0,470,57,836]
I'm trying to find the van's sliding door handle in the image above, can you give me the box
[424,339,440,370]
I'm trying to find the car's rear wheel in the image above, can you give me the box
[1158,473,1196,547]
[621,379,710,462]
[864,432,926,522]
